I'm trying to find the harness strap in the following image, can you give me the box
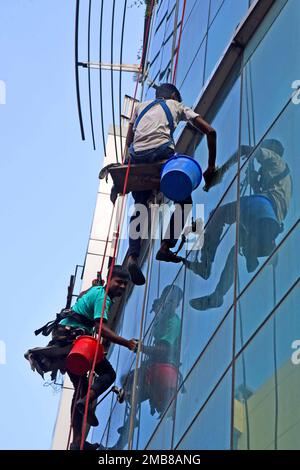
[35,309,95,337]
[133,99,175,139]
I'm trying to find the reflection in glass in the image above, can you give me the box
[234,281,300,449]
[175,0,209,90]
[205,0,248,83]
[180,182,236,380]
[236,222,300,354]
[134,283,184,449]
[238,136,293,292]
[174,310,233,446]
[192,73,240,222]
[146,401,175,449]
[241,0,300,146]
[176,369,232,449]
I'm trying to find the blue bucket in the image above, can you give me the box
[240,195,278,225]
[160,154,202,201]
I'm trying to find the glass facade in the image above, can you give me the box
[92,0,300,449]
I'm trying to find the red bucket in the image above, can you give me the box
[66,336,104,376]
[147,363,178,390]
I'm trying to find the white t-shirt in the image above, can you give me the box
[129,99,199,151]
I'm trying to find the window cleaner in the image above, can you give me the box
[25,265,138,451]
[123,83,217,285]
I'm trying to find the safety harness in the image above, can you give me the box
[34,309,95,337]
[132,98,175,148]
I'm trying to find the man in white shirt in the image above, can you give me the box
[125,83,217,285]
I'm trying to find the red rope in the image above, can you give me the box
[172,0,187,85]
[79,0,155,450]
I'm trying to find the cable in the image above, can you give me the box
[111,0,119,163]
[75,0,85,141]
[99,0,107,156]
[87,0,96,150]
[172,0,187,84]
[119,0,128,158]
[79,0,156,450]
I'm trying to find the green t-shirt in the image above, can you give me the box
[59,285,112,333]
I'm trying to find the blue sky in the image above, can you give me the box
[0,0,144,449]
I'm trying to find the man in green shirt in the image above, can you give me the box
[63,265,138,450]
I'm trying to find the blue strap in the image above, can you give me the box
[133,98,175,138]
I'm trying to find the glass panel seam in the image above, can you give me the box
[235,277,300,360]
[174,364,232,449]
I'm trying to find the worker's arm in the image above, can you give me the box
[95,320,138,351]
[125,122,135,148]
[193,116,217,185]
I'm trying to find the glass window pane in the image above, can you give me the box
[146,401,175,449]
[181,183,237,378]
[192,73,240,223]
[234,281,300,449]
[209,0,225,25]
[241,0,300,146]
[175,0,209,90]
[104,360,136,450]
[134,274,184,449]
[178,39,206,107]
[174,310,233,446]
[176,369,232,449]
[237,101,299,294]
[236,222,300,353]
[205,0,248,83]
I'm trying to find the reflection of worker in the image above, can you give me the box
[186,139,292,310]
[125,83,216,285]
[25,266,138,450]
[103,285,183,450]
[143,284,183,414]
[134,284,182,413]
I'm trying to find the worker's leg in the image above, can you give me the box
[68,372,89,446]
[127,189,152,285]
[156,196,193,262]
[128,190,152,258]
[91,358,116,398]
[76,358,116,427]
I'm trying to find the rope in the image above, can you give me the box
[79,2,156,449]
[172,0,187,85]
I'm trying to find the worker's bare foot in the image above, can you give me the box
[189,292,223,310]
[127,255,146,285]
[156,242,183,263]
[76,398,99,427]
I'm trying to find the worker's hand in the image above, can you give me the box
[127,338,139,352]
[203,166,217,186]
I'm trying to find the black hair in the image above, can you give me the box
[109,265,130,281]
[261,139,284,157]
[155,83,182,102]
